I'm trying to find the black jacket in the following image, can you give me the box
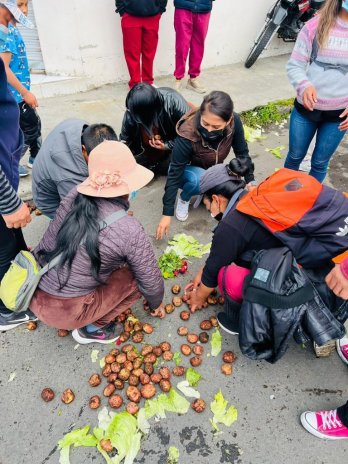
[115,0,167,16]
[174,0,214,13]
[239,247,347,363]
[120,87,190,157]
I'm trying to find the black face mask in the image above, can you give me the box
[198,123,225,144]
[212,212,223,222]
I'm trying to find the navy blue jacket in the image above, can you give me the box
[174,0,214,13]
[116,0,167,17]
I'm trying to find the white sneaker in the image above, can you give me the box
[174,79,182,91]
[336,336,348,366]
[187,77,207,94]
[175,198,190,221]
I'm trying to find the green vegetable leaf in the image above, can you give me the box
[58,426,98,464]
[165,389,190,415]
[167,446,180,464]
[98,407,116,431]
[106,411,141,464]
[185,367,202,387]
[167,234,211,259]
[173,352,182,366]
[158,250,183,279]
[91,349,99,363]
[145,389,190,420]
[243,125,267,143]
[177,380,200,399]
[137,408,150,435]
[210,390,238,432]
[210,329,222,357]
[265,145,285,159]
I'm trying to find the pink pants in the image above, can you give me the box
[174,9,211,80]
[217,265,251,303]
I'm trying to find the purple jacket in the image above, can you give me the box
[34,188,164,310]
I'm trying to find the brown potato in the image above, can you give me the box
[207,296,218,305]
[190,356,202,367]
[150,373,162,384]
[181,344,192,356]
[160,341,171,352]
[200,320,212,331]
[57,329,69,337]
[142,323,154,334]
[133,358,143,369]
[118,368,131,381]
[102,365,112,378]
[218,296,225,305]
[103,383,116,397]
[127,350,138,362]
[26,321,37,330]
[89,395,101,409]
[193,345,204,356]
[132,368,144,378]
[124,321,134,333]
[191,398,206,413]
[133,321,143,332]
[152,346,162,357]
[105,354,116,364]
[122,344,134,353]
[111,362,121,374]
[144,353,157,364]
[41,388,55,402]
[160,379,172,392]
[222,351,237,363]
[171,284,181,294]
[162,351,173,361]
[126,386,141,403]
[108,394,123,409]
[180,311,190,321]
[221,364,233,375]
[159,367,171,380]
[100,439,113,453]
[88,374,102,387]
[140,373,151,385]
[177,326,188,336]
[187,333,199,344]
[109,349,120,357]
[172,366,186,376]
[61,388,75,404]
[210,316,218,327]
[144,363,154,375]
[114,379,124,390]
[141,345,153,356]
[141,384,156,399]
[108,373,118,383]
[172,296,183,307]
[116,353,127,364]
[199,332,209,343]
[165,303,175,314]
[124,360,134,372]
[119,332,130,342]
[116,313,127,323]
[126,402,139,415]
[128,374,140,387]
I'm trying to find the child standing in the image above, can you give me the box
[115,0,168,89]
[173,0,214,94]
[0,0,41,176]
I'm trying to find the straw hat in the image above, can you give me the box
[77,141,154,198]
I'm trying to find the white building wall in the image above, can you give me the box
[32,0,292,86]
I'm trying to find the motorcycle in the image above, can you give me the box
[245,0,325,68]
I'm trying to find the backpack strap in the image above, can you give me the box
[38,209,127,276]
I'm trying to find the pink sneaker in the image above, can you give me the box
[301,409,348,440]
[337,336,348,366]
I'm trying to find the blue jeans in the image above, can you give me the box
[284,107,346,183]
[180,165,205,202]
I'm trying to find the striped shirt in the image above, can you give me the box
[0,165,22,215]
[287,16,348,111]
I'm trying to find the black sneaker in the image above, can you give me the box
[217,312,239,335]
[0,309,38,331]
[72,322,123,345]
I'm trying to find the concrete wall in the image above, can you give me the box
[32,0,292,86]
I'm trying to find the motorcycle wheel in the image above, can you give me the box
[245,21,278,69]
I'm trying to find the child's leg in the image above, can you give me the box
[141,14,160,85]
[19,103,42,161]
[174,9,193,80]
[188,12,211,78]
[121,14,142,88]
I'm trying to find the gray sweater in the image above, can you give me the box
[34,188,164,310]
[32,119,89,218]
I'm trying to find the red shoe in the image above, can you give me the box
[337,336,348,366]
[301,409,348,440]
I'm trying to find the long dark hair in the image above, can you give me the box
[126,83,162,134]
[199,91,234,122]
[39,194,103,288]
[204,159,247,201]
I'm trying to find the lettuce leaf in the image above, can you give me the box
[167,446,180,464]
[167,234,211,259]
[173,352,182,366]
[177,380,200,398]
[210,390,238,432]
[145,389,190,420]
[137,408,150,434]
[243,125,266,143]
[265,145,285,159]
[210,329,222,357]
[106,412,141,464]
[58,426,98,464]
[185,367,202,387]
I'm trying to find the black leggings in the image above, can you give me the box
[337,401,348,428]
[0,215,27,313]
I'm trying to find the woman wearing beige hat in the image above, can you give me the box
[29,141,165,344]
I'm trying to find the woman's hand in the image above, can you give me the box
[302,86,317,111]
[22,90,38,109]
[156,215,171,240]
[150,303,166,319]
[339,107,348,131]
[184,268,203,293]
[325,264,348,300]
[149,138,166,150]
[186,288,206,313]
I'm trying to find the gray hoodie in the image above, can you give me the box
[32,118,88,218]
